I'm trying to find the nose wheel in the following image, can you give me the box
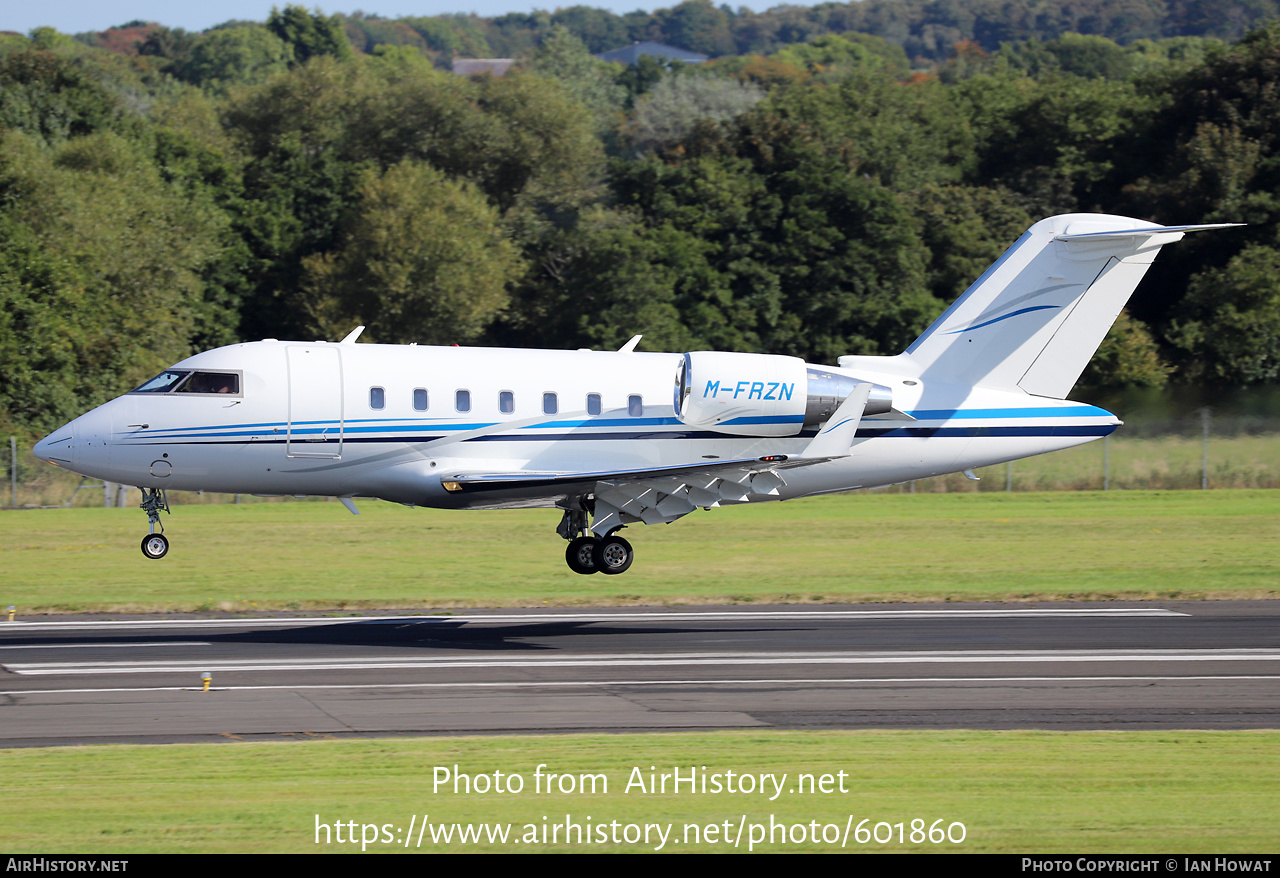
[141,533,170,559]
[138,487,171,560]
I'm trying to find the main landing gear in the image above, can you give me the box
[558,506,635,575]
[138,487,170,560]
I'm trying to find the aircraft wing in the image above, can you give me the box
[443,384,874,534]
[446,454,810,495]
[444,454,838,534]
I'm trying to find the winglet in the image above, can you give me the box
[800,383,871,459]
[340,326,365,344]
[618,335,642,353]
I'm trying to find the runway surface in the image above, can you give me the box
[2,601,1279,746]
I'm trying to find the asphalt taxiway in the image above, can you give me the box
[1,601,1278,745]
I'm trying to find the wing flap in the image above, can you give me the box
[447,456,786,494]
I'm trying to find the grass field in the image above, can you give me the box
[1,730,1277,853]
[3,490,1277,855]
[0,490,1276,612]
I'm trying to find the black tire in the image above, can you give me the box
[565,536,598,575]
[592,535,633,575]
[141,533,169,560]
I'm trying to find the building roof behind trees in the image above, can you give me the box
[596,41,708,65]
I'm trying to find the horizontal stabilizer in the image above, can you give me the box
[1055,223,1241,241]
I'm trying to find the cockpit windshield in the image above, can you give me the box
[131,370,189,393]
[130,370,240,395]
[175,372,240,394]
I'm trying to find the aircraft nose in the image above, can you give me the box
[33,426,75,466]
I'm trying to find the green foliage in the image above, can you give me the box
[627,72,764,153]
[1169,245,1280,384]
[653,0,737,56]
[0,216,93,434]
[7,6,1280,426]
[224,58,602,214]
[28,27,74,52]
[1124,23,1280,226]
[0,49,135,145]
[492,207,700,352]
[339,13,430,57]
[614,54,681,109]
[613,112,937,361]
[905,184,1034,302]
[999,33,1135,79]
[527,26,627,134]
[179,25,293,92]
[136,27,199,73]
[301,161,523,345]
[773,32,911,79]
[266,5,354,65]
[0,130,226,431]
[1079,310,1172,388]
[967,72,1154,215]
[401,14,494,59]
[777,70,975,191]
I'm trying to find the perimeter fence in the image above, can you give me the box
[4,407,1277,509]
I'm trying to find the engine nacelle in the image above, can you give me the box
[675,351,808,436]
[674,352,894,437]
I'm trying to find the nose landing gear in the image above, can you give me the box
[138,488,170,560]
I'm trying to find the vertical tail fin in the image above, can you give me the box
[902,214,1238,398]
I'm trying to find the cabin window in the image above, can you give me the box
[173,371,240,395]
[369,387,385,410]
[543,392,558,415]
[628,395,643,417]
[413,388,428,411]
[456,389,471,412]
[587,393,601,416]
[500,391,514,414]
[131,370,189,393]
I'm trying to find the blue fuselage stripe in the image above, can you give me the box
[123,423,1117,446]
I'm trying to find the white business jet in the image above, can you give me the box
[34,213,1235,574]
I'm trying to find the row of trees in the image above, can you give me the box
[2,5,1280,438]
[71,1,1280,71]
[299,1,1280,67]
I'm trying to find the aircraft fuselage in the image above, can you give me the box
[39,340,1117,509]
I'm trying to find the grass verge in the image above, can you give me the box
[1,730,1276,853]
[0,490,1276,612]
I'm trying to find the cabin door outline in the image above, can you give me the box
[286,346,344,458]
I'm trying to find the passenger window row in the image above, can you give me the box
[368,388,642,416]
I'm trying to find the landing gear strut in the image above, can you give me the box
[139,487,170,560]
[557,502,635,575]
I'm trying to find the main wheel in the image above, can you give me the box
[141,533,169,560]
[565,536,598,575]
[592,535,633,575]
